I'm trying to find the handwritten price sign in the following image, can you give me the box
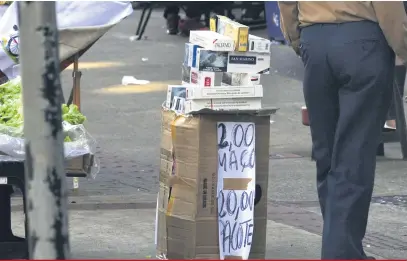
[217,122,256,260]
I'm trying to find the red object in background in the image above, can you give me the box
[302,106,310,126]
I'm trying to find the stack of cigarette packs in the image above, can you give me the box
[166,15,271,114]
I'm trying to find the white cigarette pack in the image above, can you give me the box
[165,85,186,109]
[182,65,222,87]
[227,52,270,74]
[190,67,222,87]
[184,98,262,113]
[189,30,235,52]
[186,85,263,99]
[248,35,271,53]
[171,96,185,114]
[183,43,200,67]
[196,48,228,72]
[221,72,261,86]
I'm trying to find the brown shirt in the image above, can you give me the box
[278,1,407,61]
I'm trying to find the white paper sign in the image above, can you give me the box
[217,122,256,260]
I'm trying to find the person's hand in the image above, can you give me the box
[396,56,405,66]
[290,39,301,56]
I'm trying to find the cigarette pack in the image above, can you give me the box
[182,65,222,87]
[189,30,235,52]
[227,52,270,74]
[184,98,262,113]
[216,16,249,52]
[209,15,230,32]
[221,72,261,86]
[196,48,228,72]
[165,85,186,109]
[181,65,191,84]
[186,85,263,99]
[248,35,271,53]
[190,67,222,87]
[183,43,199,67]
[171,96,185,113]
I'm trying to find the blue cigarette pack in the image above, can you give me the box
[183,43,200,68]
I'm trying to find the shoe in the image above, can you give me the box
[178,18,207,37]
[383,121,396,132]
[166,14,180,35]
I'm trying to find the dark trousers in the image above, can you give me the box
[300,21,395,259]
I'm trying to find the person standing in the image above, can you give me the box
[278,1,407,259]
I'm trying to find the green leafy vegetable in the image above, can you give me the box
[0,78,87,142]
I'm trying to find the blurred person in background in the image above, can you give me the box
[164,2,228,36]
[384,1,407,131]
[279,1,407,259]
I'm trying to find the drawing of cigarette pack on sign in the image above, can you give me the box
[189,30,235,52]
[227,52,270,74]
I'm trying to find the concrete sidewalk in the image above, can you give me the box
[8,208,356,260]
[10,195,388,260]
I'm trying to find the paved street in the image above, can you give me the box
[9,9,407,259]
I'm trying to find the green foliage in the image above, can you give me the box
[0,78,86,141]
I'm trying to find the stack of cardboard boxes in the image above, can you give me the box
[166,15,271,114]
[157,16,275,260]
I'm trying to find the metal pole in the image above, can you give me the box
[18,1,70,259]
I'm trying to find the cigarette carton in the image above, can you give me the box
[217,16,249,52]
[183,43,199,67]
[186,85,263,99]
[189,30,235,52]
[171,96,185,113]
[165,85,186,109]
[227,52,270,74]
[182,65,222,87]
[248,35,271,53]
[196,48,228,72]
[184,97,262,113]
[190,67,222,87]
[221,72,261,86]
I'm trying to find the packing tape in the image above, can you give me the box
[223,178,252,190]
[166,196,175,216]
[166,114,186,216]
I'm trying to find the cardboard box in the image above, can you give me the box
[156,108,274,259]
[221,72,261,86]
[227,52,270,74]
[166,85,186,109]
[186,85,263,100]
[184,98,262,113]
[196,48,228,72]
[183,43,199,67]
[248,34,271,53]
[189,30,235,52]
[217,16,249,52]
[65,154,94,175]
